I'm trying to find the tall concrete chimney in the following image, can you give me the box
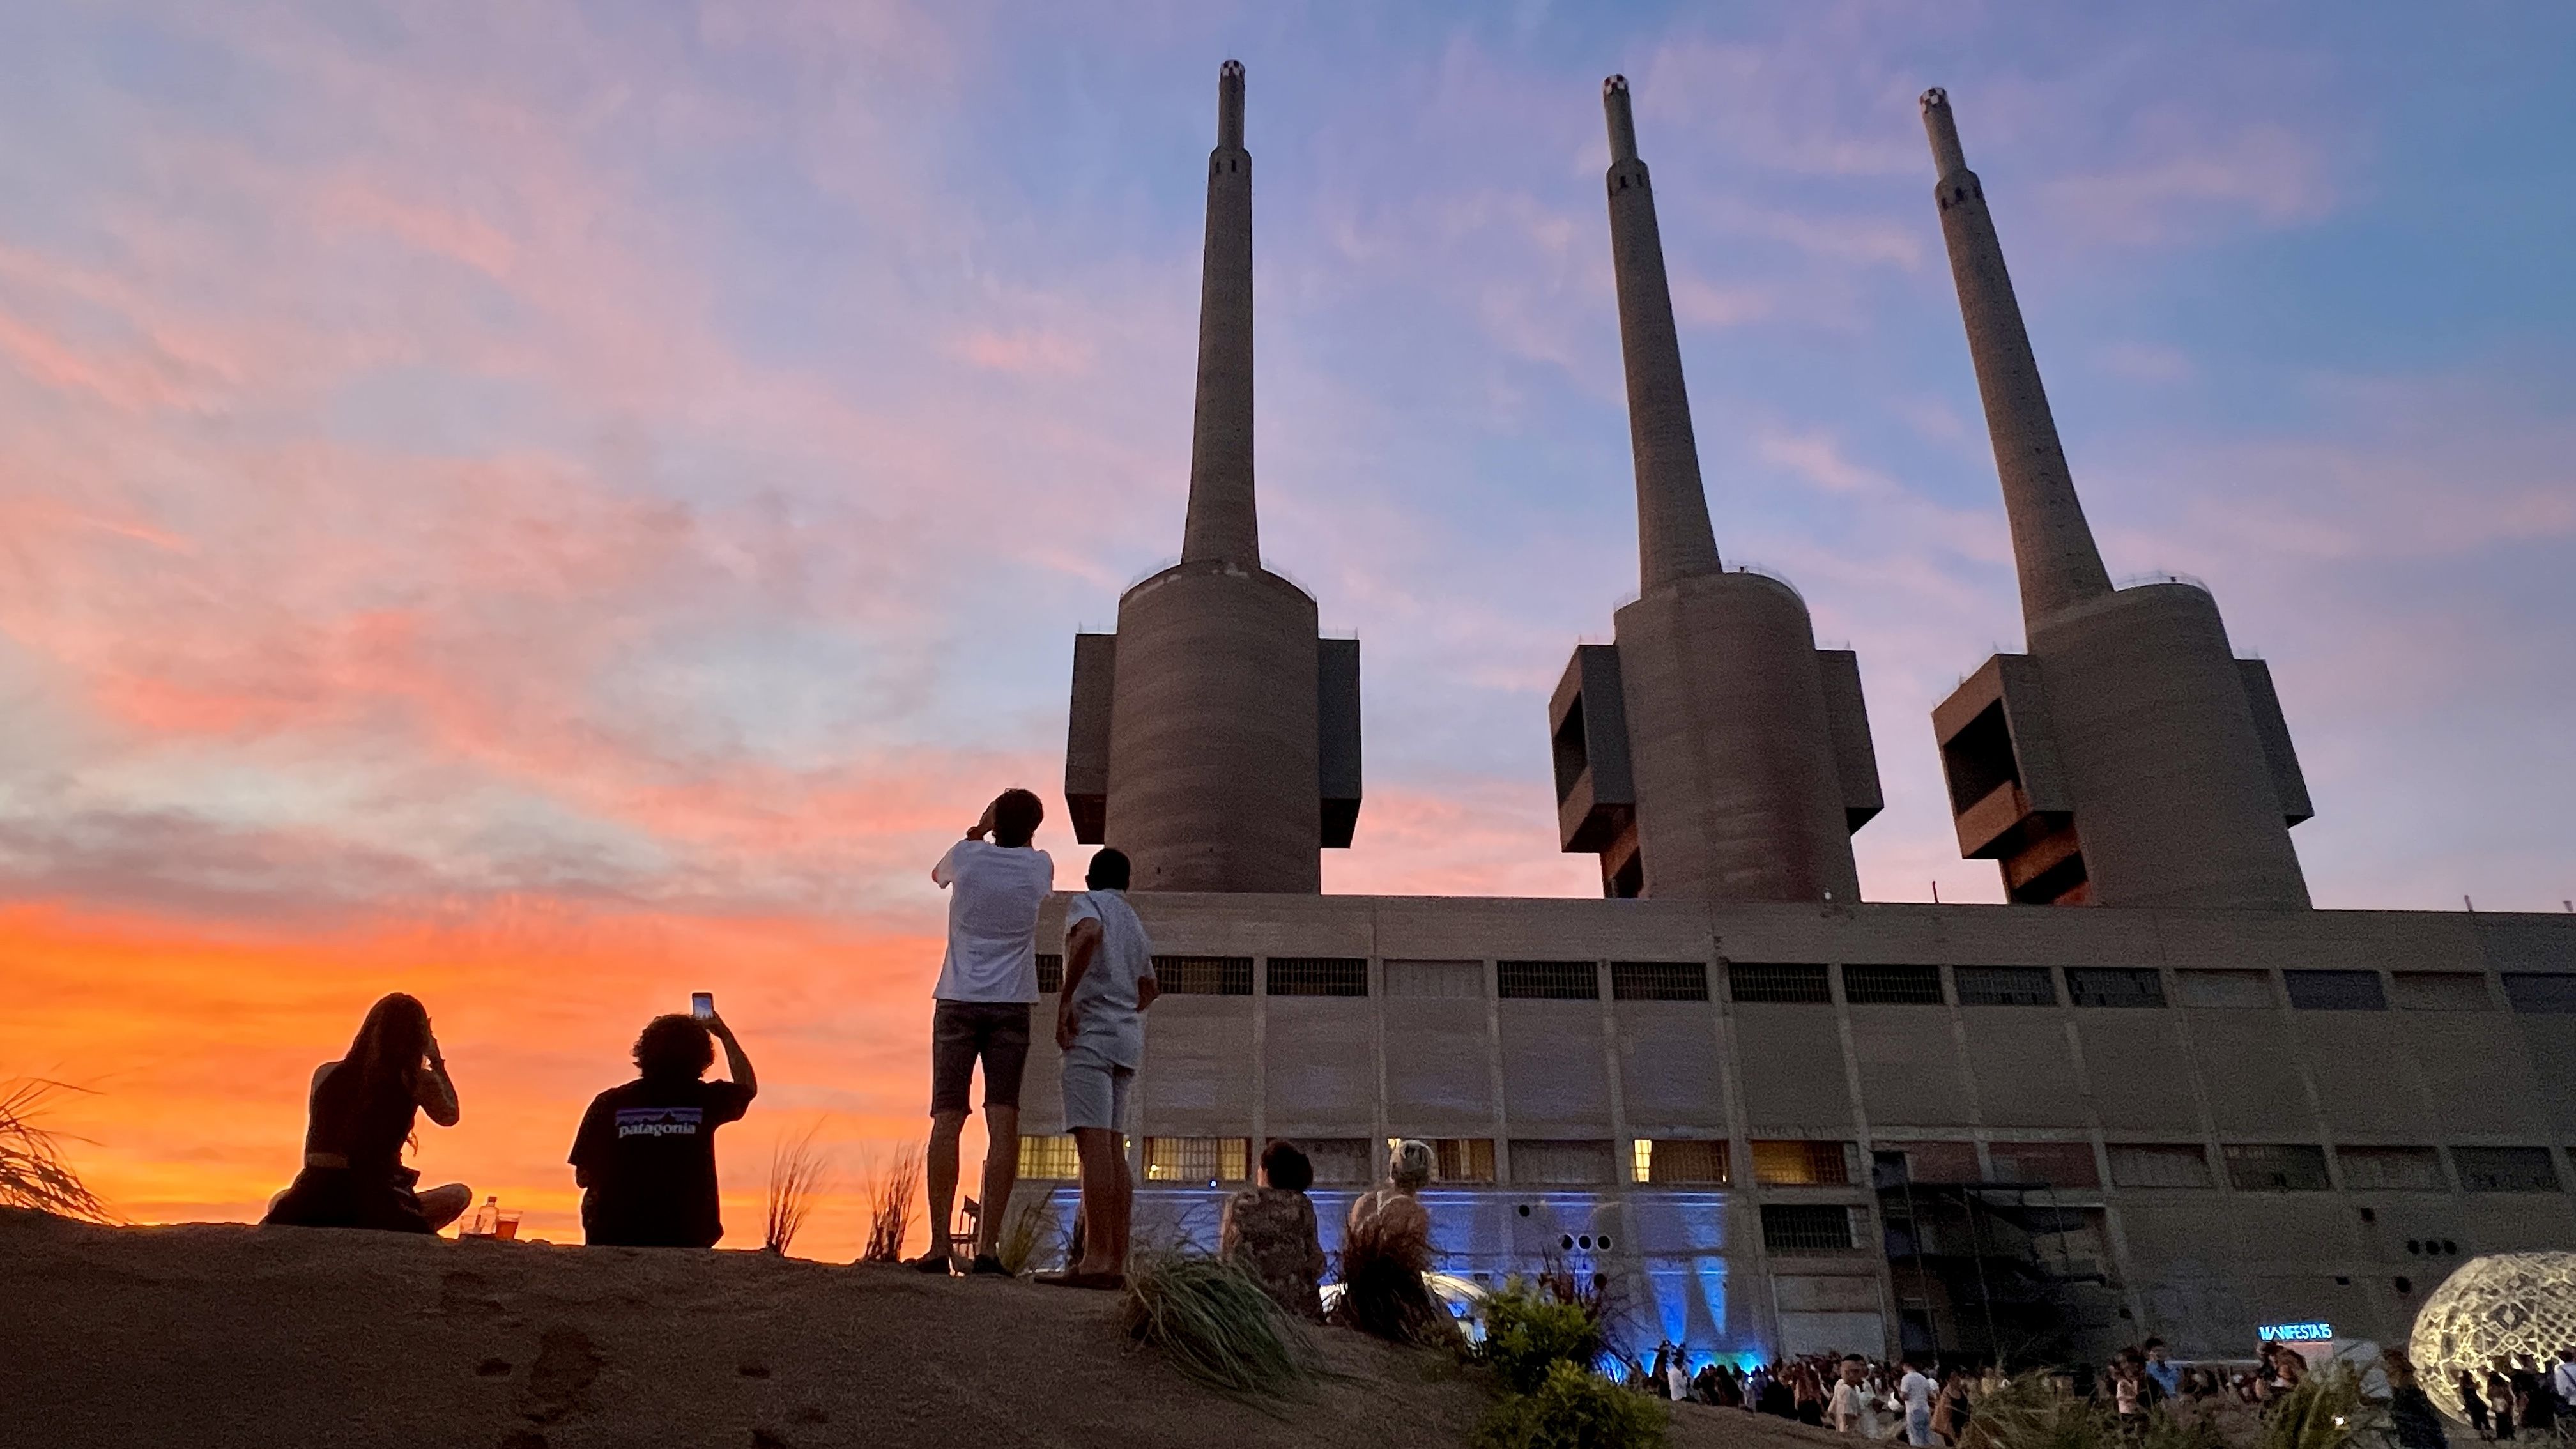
[1920,87,2312,909]
[1548,76,1882,903]
[1062,61,1361,892]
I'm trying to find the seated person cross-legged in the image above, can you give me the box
[570,1013,758,1248]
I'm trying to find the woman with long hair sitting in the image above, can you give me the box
[1331,1138,1453,1345]
[263,993,470,1234]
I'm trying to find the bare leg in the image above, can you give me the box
[923,1110,967,1261]
[1108,1146,1134,1271]
[419,1183,472,1232]
[976,1105,1020,1259]
[1073,1127,1121,1275]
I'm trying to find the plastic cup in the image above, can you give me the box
[495,1212,522,1241]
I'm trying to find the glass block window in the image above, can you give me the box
[2391,972,2492,1011]
[1266,957,1368,997]
[2225,1144,2333,1192]
[1383,960,1485,998]
[1153,956,1254,996]
[1298,1138,1374,1185]
[1385,1137,1496,1184]
[2453,1146,2562,1193]
[2502,974,2576,1013]
[1761,1204,1859,1253]
[1633,1138,1730,1186]
[1035,953,1064,993]
[1955,967,2057,1007]
[1497,960,1600,1000]
[2067,968,2167,1008]
[2176,969,2272,1009]
[2109,1143,2214,1188]
[1843,964,1944,1005]
[2337,1146,2446,1192]
[2283,970,2388,1011]
[1988,1141,2101,1188]
[1510,1139,1616,1184]
[1729,962,1832,1004]
[1751,1139,1852,1186]
[1611,961,1709,1002]
[1144,1136,1251,1184]
[1018,1134,1082,1180]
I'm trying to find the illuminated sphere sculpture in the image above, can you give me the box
[2409,1252,2576,1414]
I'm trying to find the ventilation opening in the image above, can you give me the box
[1942,701,2020,815]
[1498,960,1600,1000]
[1606,848,1643,900]
[1266,957,1368,997]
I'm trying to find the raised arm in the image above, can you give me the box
[1056,916,1102,1050]
[709,1014,756,1097]
[417,1032,461,1127]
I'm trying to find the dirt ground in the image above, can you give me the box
[1,1208,1847,1449]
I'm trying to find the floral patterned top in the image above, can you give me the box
[1220,1186,1326,1319]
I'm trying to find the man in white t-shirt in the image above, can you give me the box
[914,788,1054,1275]
[1037,847,1156,1289]
[1898,1359,1936,1446]
[1830,1355,1869,1433]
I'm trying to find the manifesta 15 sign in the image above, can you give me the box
[2258,1322,2334,1343]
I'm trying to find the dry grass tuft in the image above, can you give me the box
[861,1140,923,1263]
[0,1078,113,1223]
[995,1199,1057,1275]
[762,1124,831,1257]
[1120,1250,1315,1401]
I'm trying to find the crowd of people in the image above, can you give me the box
[1627,1351,1982,1444]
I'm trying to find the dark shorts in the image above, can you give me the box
[930,1000,1032,1115]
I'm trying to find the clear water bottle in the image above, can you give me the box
[464,1195,499,1238]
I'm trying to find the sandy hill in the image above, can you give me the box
[0,1208,1855,1449]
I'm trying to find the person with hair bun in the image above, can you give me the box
[1333,1138,1451,1343]
[568,1011,757,1246]
[1220,1139,1326,1317]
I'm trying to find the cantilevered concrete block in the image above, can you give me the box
[1550,643,1639,895]
[1319,637,1362,848]
[1816,648,1882,832]
[1066,632,1117,843]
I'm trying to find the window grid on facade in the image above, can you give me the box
[2390,972,2493,1011]
[1153,956,1254,996]
[2501,974,2576,1014]
[2283,970,2388,1011]
[1843,964,1945,1006]
[1496,960,1600,1000]
[2109,1142,2214,1188]
[1265,956,1369,997]
[2336,1146,2446,1192]
[2453,1146,2562,1193]
[1510,1139,1616,1184]
[1728,962,1833,1004]
[2175,969,2272,1009]
[1018,1134,1082,1181]
[1955,966,2057,1007]
[1144,1136,1250,1184]
[1383,960,1485,998]
[1034,953,1064,993]
[1751,1139,1851,1186]
[1987,1141,2101,1188]
[2225,1143,2332,1192]
[1633,1138,1729,1186]
[1761,1203,1859,1253]
[1300,1138,1375,1184]
[1388,1137,1496,1184]
[1611,961,1709,1002]
[2067,967,2168,1008]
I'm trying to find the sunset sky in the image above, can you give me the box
[3,3,2571,1261]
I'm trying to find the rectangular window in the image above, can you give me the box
[2225,1144,2333,1192]
[1880,1141,1979,1185]
[1611,961,1710,1002]
[2176,969,2272,1009]
[2067,968,2167,1008]
[1751,1139,1852,1186]
[1632,1138,1730,1186]
[1761,1204,1859,1253]
[2283,970,2388,1011]
[1035,953,1065,993]
[2391,972,2492,1011]
[1144,1136,1250,1184]
[2109,1143,2214,1189]
[1153,956,1254,996]
[2502,975,2576,1014]
[1384,1137,1496,1184]
[1497,960,1600,1000]
[1300,1138,1374,1185]
[2336,1146,2446,1192]
[1018,1134,1082,1181]
[1729,962,1832,1004]
[2453,1146,2562,1193]
[1510,1139,1616,1185]
[1383,960,1485,998]
[1266,957,1368,997]
[1956,967,2057,1007]
[1843,964,1945,1006]
[1988,1141,2101,1188]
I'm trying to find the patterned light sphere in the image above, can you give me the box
[2409,1252,2576,1414]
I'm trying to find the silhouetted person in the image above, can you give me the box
[1220,1138,1325,1317]
[264,992,470,1234]
[569,1012,757,1247]
[1038,845,1157,1290]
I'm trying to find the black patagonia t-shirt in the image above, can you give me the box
[569,1077,753,1247]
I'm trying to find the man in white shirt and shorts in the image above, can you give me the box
[914,788,1054,1275]
[1038,847,1156,1289]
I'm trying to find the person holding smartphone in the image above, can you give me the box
[568,1008,758,1248]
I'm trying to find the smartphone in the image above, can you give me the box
[691,992,714,1020]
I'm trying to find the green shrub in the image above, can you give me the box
[2257,1367,2381,1449]
[1474,1362,1665,1449]
[1120,1250,1315,1400]
[1475,1280,1607,1393]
